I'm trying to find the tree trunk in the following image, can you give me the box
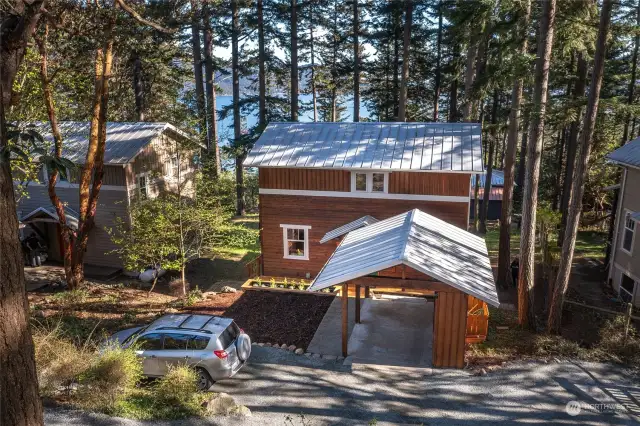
[309,4,318,122]
[258,0,267,126]
[132,52,144,121]
[291,0,299,121]
[434,0,443,122]
[393,8,401,119]
[397,0,413,122]
[203,0,220,176]
[232,0,244,216]
[559,53,588,246]
[353,0,360,122]
[448,44,459,122]
[0,3,46,424]
[548,0,613,333]
[497,0,530,289]
[473,173,481,231]
[518,0,556,329]
[551,129,565,210]
[479,90,499,234]
[462,32,478,121]
[190,0,207,148]
[36,27,74,287]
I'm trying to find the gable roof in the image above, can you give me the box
[309,209,499,307]
[319,215,378,244]
[20,206,79,230]
[244,122,484,172]
[29,122,195,165]
[607,137,640,169]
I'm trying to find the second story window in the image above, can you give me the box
[138,174,148,199]
[622,211,636,254]
[351,172,388,194]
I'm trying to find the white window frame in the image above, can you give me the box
[166,155,179,179]
[136,173,149,199]
[280,224,311,261]
[350,171,389,194]
[621,210,637,255]
[619,272,637,304]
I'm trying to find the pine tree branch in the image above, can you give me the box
[114,0,176,34]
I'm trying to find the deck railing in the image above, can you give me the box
[245,255,262,278]
[466,295,489,344]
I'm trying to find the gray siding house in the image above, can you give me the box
[16,122,198,269]
[607,138,640,306]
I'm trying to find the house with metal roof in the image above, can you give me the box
[469,170,515,221]
[606,138,640,307]
[16,122,197,271]
[244,122,498,368]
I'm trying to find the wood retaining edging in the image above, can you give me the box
[241,279,337,296]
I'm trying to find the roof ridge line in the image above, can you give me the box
[400,209,417,262]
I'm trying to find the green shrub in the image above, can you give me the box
[217,223,259,249]
[76,345,143,413]
[50,289,90,306]
[596,315,640,364]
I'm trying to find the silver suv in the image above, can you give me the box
[109,314,251,390]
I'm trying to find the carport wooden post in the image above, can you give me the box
[342,282,348,357]
[364,286,370,299]
[355,284,361,324]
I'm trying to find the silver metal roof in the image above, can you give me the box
[20,206,79,230]
[607,137,640,168]
[309,209,499,307]
[244,122,484,172]
[319,215,378,244]
[147,314,232,334]
[471,170,508,187]
[29,121,193,164]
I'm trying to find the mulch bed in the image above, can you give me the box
[188,291,335,350]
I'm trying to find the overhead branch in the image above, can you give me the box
[114,0,176,34]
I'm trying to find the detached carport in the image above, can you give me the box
[308,209,499,368]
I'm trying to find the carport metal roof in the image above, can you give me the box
[320,215,378,244]
[20,206,79,230]
[309,209,499,307]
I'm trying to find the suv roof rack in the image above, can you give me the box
[155,326,213,334]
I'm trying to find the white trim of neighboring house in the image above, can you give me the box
[259,188,469,203]
[609,168,628,282]
[280,224,311,261]
[135,172,150,199]
[620,208,637,256]
[26,169,127,192]
[614,263,640,304]
[350,171,389,194]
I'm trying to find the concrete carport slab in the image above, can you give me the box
[308,295,434,368]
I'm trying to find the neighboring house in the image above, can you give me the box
[244,122,499,368]
[16,122,198,270]
[469,170,512,220]
[607,138,640,306]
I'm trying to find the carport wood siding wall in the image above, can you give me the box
[260,194,469,278]
[433,291,467,368]
[259,168,471,196]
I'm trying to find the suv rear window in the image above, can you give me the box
[218,322,241,349]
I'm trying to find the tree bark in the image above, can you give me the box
[480,90,499,234]
[190,0,207,148]
[353,0,360,122]
[434,0,443,122]
[448,44,459,122]
[258,0,267,126]
[393,8,401,119]
[552,129,565,210]
[0,3,46,425]
[518,0,556,329]
[290,0,299,121]
[462,33,478,121]
[397,0,413,122]
[203,0,220,176]
[36,27,74,287]
[548,0,613,333]
[559,53,588,246]
[232,0,244,216]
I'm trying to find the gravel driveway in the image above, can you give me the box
[45,346,640,425]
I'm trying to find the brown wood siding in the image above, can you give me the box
[260,194,469,278]
[259,168,350,191]
[388,172,470,196]
[433,290,467,368]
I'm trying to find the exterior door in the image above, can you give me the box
[134,332,164,376]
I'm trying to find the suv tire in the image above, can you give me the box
[196,367,214,391]
[236,333,251,361]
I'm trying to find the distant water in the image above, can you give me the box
[214,94,371,143]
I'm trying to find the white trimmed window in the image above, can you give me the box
[137,174,149,199]
[621,211,636,254]
[350,172,388,193]
[166,155,179,178]
[280,224,311,260]
[620,273,636,303]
